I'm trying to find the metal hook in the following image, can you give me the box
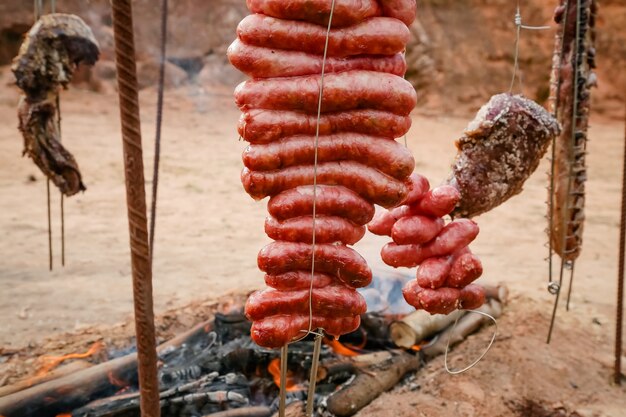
[444,309,498,375]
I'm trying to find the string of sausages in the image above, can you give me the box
[229,0,418,348]
[369,174,486,314]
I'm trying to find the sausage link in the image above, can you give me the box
[246,0,382,27]
[268,185,375,226]
[412,185,461,218]
[243,133,414,179]
[380,0,417,26]
[264,271,335,291]
[246,285,366,321]
[238,109,412,144]
[447,251,483,288]
[237,15,410,57]
[235,71,416,116]
[241,161,408,208]
[367,205,411,236]
[228,40,406,79]
[258,241,372,288]
[251,314,360,348]
[403,280,462,314]
[265,215,366,245]
[381,219,479,267]
[391,215,445,245]
[416,256,453,289]
[403,172,430,204]
[459,284,486,310]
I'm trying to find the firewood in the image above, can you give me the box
[0,360,92,398]
[326,352,421,417]
[206,406,272,417]
[270,401,306,417]
[389,310,464,349]
[421,299,503,359]
[0,317,217,417]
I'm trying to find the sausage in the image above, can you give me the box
[403,172,430,204]
[242,133,415,179]
[459,284,486,310]
[241,161,408,208]
[237,15,410,57]
[412,185,461,218]
[416,256,453,289]
[246,0,382,28]
[235,71,416,116]
[447,251,483,288]
[238,109,412,144]
[381,219,480,267]
[265,215,365,245]
[246,285,366,320]
[402,280,461,314]
[380,0,417,26]
[227,40,407,79]
[391,215,445,245]
[257,241,372,288]
[264,271,335,291]
[251,314,361,348]
[268,185,375,226]
[367,205,411,236]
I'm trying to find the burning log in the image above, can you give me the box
[12,14,99,196]
[389,283,507,348]
[0,317,216,417]
[208,406,273,417]
[421,298,503,359]
[326,351,420,417]
[0,360,92,398]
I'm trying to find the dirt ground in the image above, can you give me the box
[0,73,625,415]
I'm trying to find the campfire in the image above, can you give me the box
[0,278,506,417]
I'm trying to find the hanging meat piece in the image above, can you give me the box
[549,0,597,261]
[13,14,100,196]
[447,93,560,219]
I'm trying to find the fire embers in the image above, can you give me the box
[229,1,418,347]
[13,14,99,196]
[369,174,485,314]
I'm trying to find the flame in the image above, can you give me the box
[410,344,422,352]
[324,338,361,356]
[267,358,304,392]
[56,415,72,417]
[36,342,103,378]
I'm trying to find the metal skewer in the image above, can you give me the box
[306,332,323,416]
[279,345,288,417]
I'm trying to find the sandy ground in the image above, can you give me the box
[0,74,625,414]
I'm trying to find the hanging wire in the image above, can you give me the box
[444,309,498,375]
[149,0,168,263]
[509,1,551,93]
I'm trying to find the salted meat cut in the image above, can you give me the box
[370,174,486,314]
[229,0,417,347]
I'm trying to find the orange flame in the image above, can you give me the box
[56,414,72,417]
[324,338,360,356]
[267,358,304,392]
[410,344,422,352]
[36,342,103,378]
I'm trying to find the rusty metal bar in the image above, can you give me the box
[616,99,626,385]
[110,0,161,415]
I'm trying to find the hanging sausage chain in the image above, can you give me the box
[229,0,418,348]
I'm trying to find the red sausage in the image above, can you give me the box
[228,40,406,79]
[242,133,415,179]
[380,0,417,26]
[402,279,424,308]
[268,185,375,226]
[245,285,366,321]
[412,185,461,218]
[391,215,445,245]
[251,314,360,348]
[246,0,382,27]
[264,271,335,291]
[241,161,408,208]
[417,287,462,314]
[367,205,411,236]
[459,284,486,310]
[381,219,480,267]
[235,71,416,116]
[265,215,366,245]
[257,241,372,288]
[238,15,410,57]
[447,251,483,288]
[416,256,453,289]
[403,173,430,204]
[238,109,412,144]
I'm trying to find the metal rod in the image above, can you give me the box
[305,333,323,416]
[46,179,52,271]
[57,90,64,267]
[279,345,288,417]
[565,261,576,311]
[110,1,161,415]
[615,97,626,385]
